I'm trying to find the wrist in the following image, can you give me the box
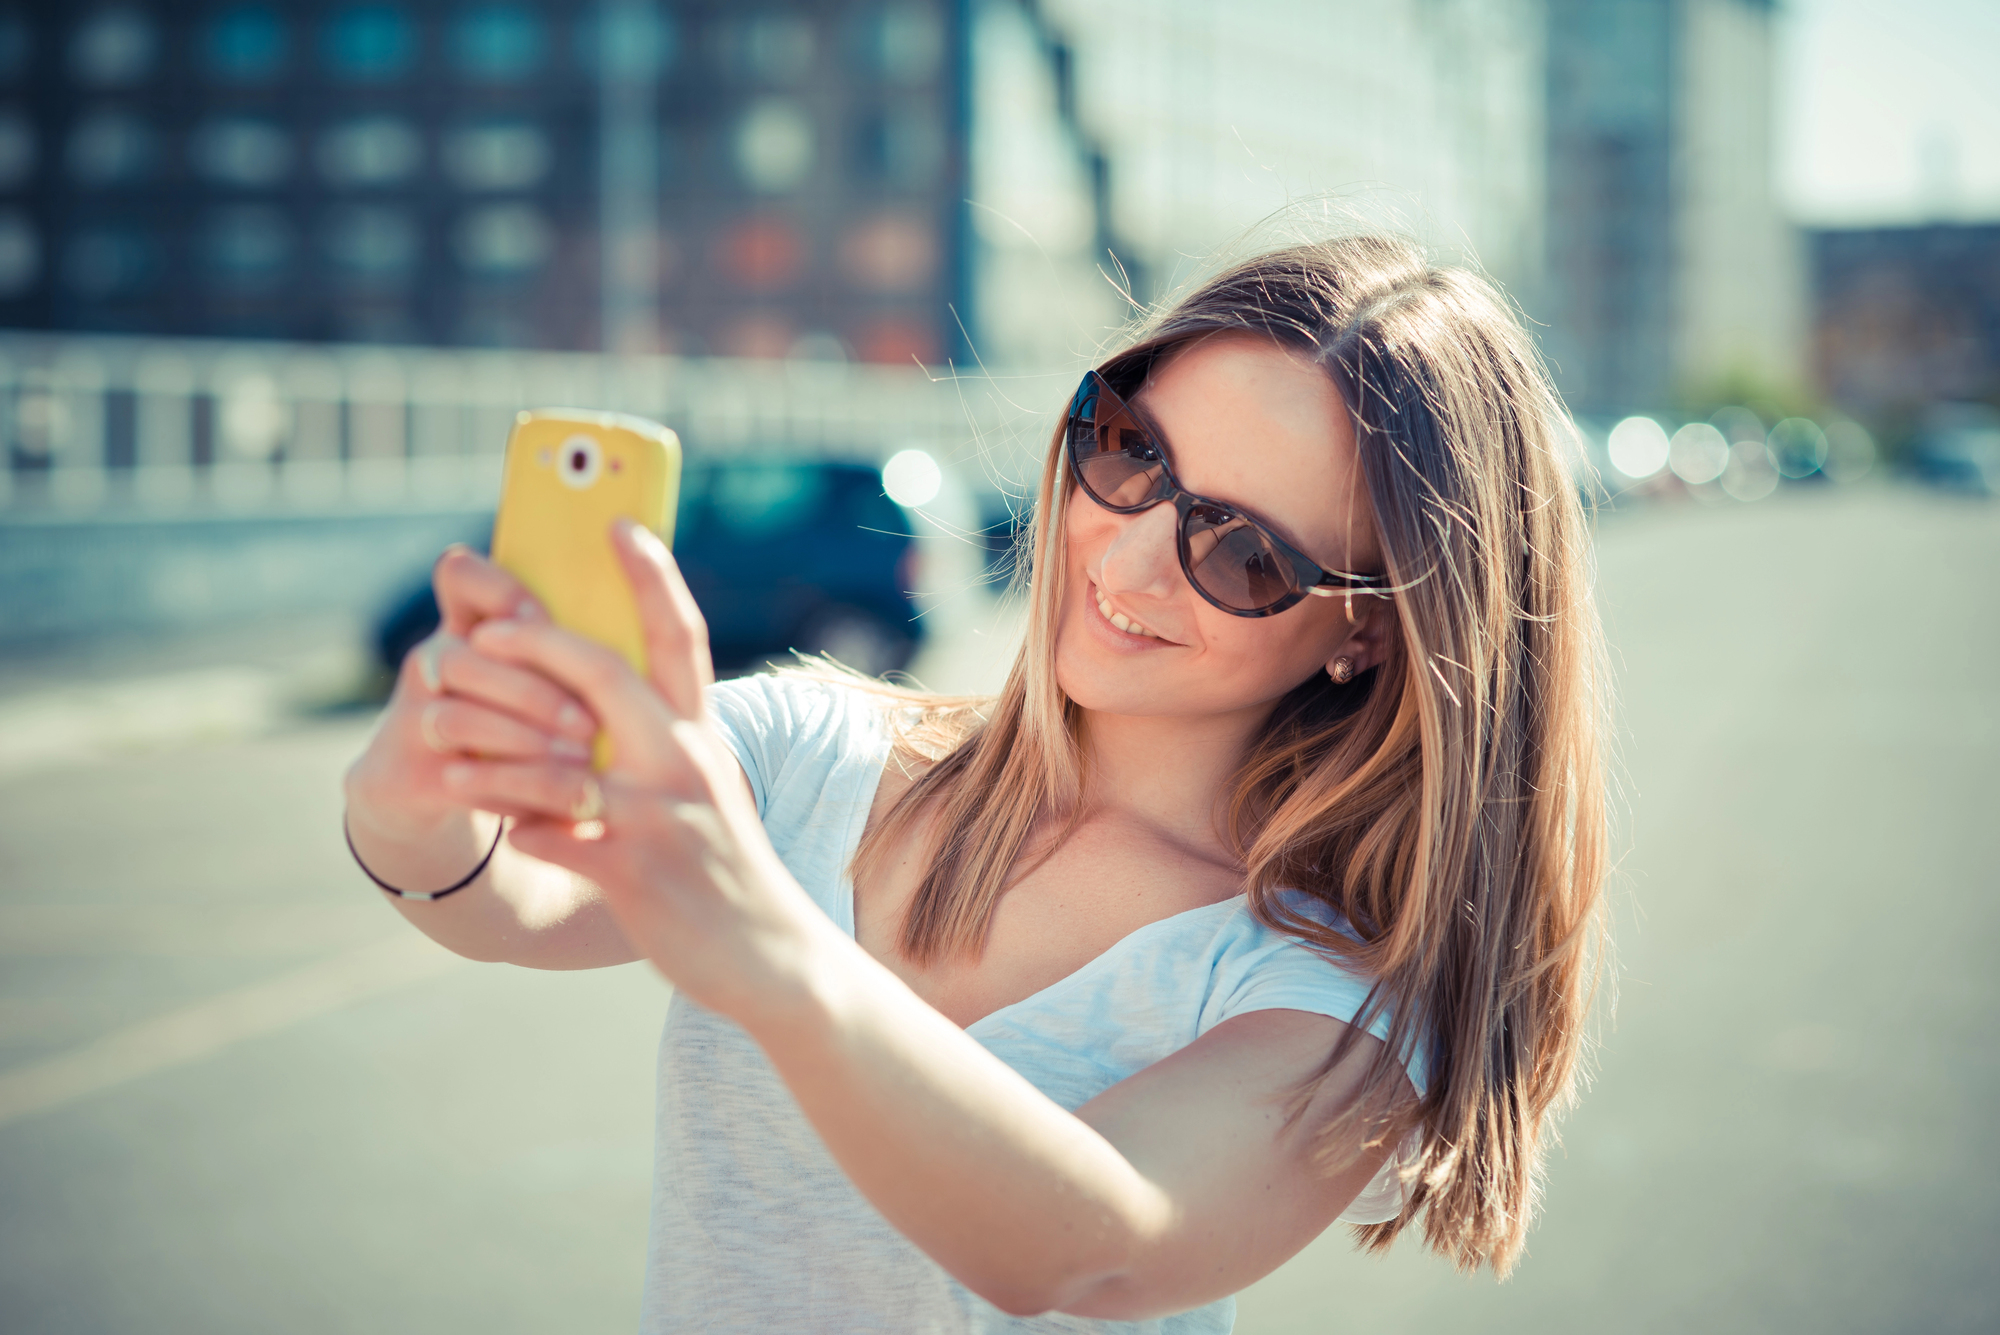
[341,772,467,847]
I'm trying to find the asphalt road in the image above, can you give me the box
[0,486,1994,1333]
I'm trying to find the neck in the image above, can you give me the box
[1073,700,1276,860]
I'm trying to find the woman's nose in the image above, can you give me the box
[1097,501,1182,599]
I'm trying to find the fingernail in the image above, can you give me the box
[557,703,593,736]
[442,763,471,787]
[479,618,517,638]
[550,737,590,760]
[515,599,546,622]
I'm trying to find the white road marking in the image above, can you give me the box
[0,932,469,1131]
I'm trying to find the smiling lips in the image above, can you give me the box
[1093,584,1161,639]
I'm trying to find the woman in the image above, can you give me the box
[342,235,1608,1331]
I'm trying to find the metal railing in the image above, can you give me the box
[0,332,1030,516]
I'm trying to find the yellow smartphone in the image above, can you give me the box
[490,409,682,764]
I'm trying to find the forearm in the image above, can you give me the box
[746,927,1175,1317]
[343,800,632,969]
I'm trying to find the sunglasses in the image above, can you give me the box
[1064,369,1390,617]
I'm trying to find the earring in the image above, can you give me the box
[1330,656,1357,684]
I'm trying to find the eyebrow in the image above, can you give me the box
[1124,386,1329,563]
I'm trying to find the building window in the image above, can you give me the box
[849,5,941,85]
[71,8,156,87]
[449,4,543,81]
[0,112,35,190]
[323,205,420,276]
[853,106,942,190]
[735,14,815,84]
[202,6,288,83]
[0,14,31,82]
[322,5,416,83]
[67,110,153,187]
[443,121,550,190]
[205,205,293,280]
[454,203,553,273]
[840,212,936,292]
[191,117,292,188]
[734,99,813,194]
[0,208,38,296]
[317,116,422,187]
[718,215,803,290]
[63,225,153,298]
[574,6,671,80]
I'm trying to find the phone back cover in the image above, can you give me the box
[489,410,681,681]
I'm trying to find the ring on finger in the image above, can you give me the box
[419,702,452,755]
[570,774,605,824]
[417,637,448,694]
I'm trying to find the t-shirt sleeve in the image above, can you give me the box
[1205,901,1429,1096]
[705,674,798,819]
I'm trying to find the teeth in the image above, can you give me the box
[1095,589,1155,638]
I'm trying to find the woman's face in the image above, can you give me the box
[1054,333,1388,725]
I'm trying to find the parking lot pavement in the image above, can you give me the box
[0,487,1994,1333]
[1235,487,2000,1334]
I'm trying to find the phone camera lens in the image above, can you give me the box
[556,435,602,490]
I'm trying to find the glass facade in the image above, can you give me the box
[0,0,969,361]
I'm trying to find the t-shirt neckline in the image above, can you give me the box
[835,715,1250,1035]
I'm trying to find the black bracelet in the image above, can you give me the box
[343,813,504,902]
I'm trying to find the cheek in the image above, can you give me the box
[1195,604,1349,679]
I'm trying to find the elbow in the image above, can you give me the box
[975,1273,1129,1322]
[979,1288,1053,1320]
[964,1243,1149,1320]
[975,1280,1078,1320]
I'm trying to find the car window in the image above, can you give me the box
[672,465,710,543]
[706,462,828,539]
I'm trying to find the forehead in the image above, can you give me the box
[1132,333,1372,567]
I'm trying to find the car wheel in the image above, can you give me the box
[795,604,915,677]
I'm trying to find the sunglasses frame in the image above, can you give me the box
[1064,369,1390,618]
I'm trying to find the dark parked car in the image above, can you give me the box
[375,457,925,677]
[1908,403,2000,497]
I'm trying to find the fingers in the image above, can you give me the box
[433,545,547,638]
[417,699,593,762]
[409,633,598,741]
[611,519,714,719]
[443,757,605,825]
[468,617,676,774]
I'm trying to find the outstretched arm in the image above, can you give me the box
[446,521,1397,1317]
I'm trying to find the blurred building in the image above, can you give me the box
[1542,0,1804,418]
[0,0,1811,408]
[0,1,968,363]
[968,0,1546,371]
[1809,223,2000,423]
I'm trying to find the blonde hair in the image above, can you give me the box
[850,234,1609,1275]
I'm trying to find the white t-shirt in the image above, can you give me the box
[641,674,1426,1334]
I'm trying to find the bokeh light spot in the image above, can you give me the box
[882,449,941,507]
[1608,416,1670,479]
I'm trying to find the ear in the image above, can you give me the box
[1323,592,1398,682]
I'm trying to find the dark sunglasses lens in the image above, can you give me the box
[1071,392,1165,509]
[1184,503,1297,611]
